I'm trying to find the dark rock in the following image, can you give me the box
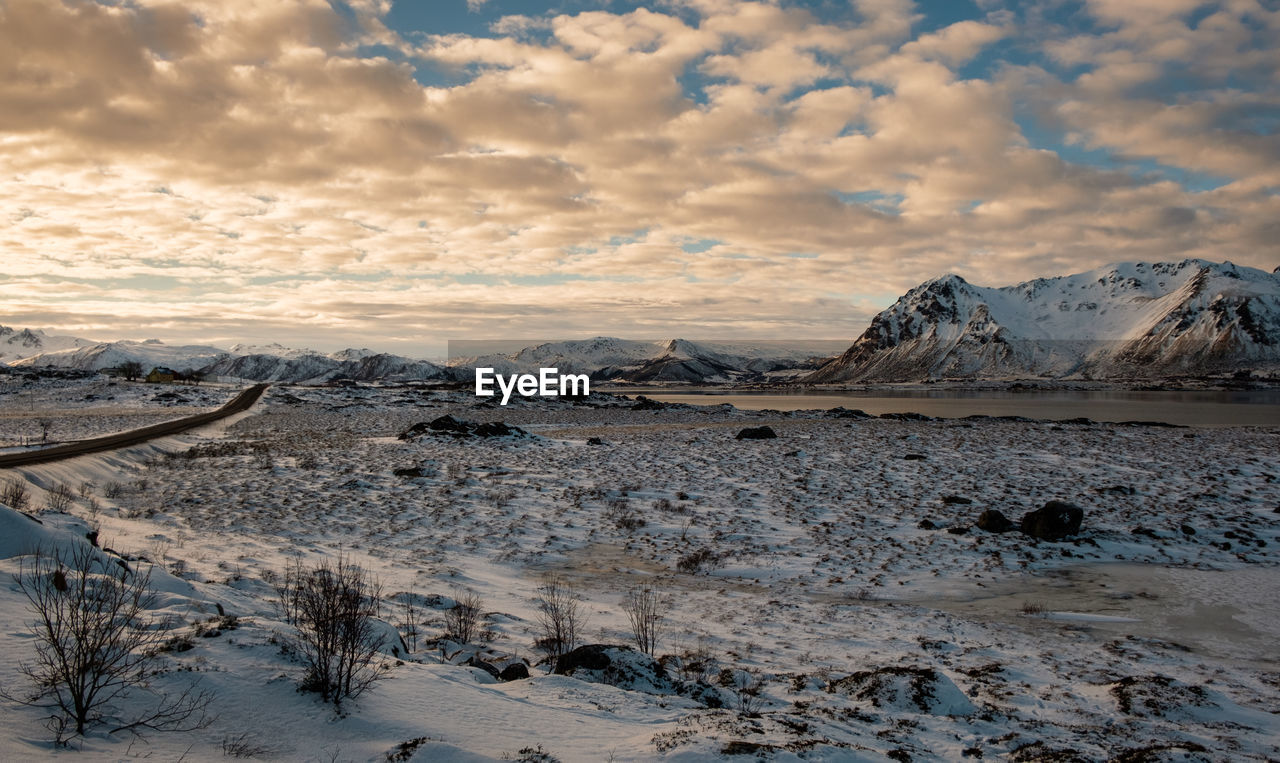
[903,453,926,461]
[946,525,969,535]
[1020,500,1084,541]
[722,741,778,755]
[586,437,605,446]
[554,644,672,694]
[881,412,934,421]
[465,656,501,679]
[976,509,1014,533]
[399,415,528,440]
[500,662,530,681]
[1131,526,1159,538]
[735,426,777,440]
[632,395,668,410]
[917,519,937,530]
[392,466,431,478]
[826,407,872,419]
[941,495,972,505]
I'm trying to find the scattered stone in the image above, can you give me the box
[499,662,530,681]
[632,396,668,410]
[946,526,969,535]
[586,437,606,446]
[942,495,973,505]
[1020,500,1084,541]
[903,454,927,461]
[917,519,938,530]
[554,644,673,694]
[735,426,777,440]
[826,407,873,419]
[465,656,501,679]
[398,415,528,440]
[392,466,431,478]
[881,412,934,421]
[976,509,1014,533]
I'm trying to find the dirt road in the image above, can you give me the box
[0,384,269,469]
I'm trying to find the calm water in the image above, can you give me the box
[610,389,1280,428]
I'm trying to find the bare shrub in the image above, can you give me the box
[399,594,421,653]
[725,667,766,715]
[276,556,389,709]
[44,483,76,512]
[676,546,721,574]
[2,544,214,737]
[533,574,587,667]
[2,477,30,511]
[78,481,96,498]
[622,587,666,656]
[444,589,486,645]
[103,481,125,499]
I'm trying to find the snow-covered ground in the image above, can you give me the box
[1,381,1277,761]
[0,376,237,448]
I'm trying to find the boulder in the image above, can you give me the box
[499,662,530,681]
[903,453,926,461]
[398,415,528,440]
[1020,500,1084,541]
[826,407,872,419]
[465,656,501,679]
[976,509,1014,533]
[735,426,777,440]
[554,644,673,694]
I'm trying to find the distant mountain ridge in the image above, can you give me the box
[4,330,843,384]
[806,259,1280,383]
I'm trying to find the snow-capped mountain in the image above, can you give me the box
[0,326,99,363]
[7,334,444,383]
[807,259,1280,383]
[198,352,448,383]
[454,338,845,383]
[10,338,232,374]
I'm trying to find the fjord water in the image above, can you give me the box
[620,388,1280,428]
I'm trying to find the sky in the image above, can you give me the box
[1,0,1278,356]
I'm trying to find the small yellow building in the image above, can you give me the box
[146,366,176,383]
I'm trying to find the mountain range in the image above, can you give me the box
[5,259,1277,384]
[806,259,1280,383]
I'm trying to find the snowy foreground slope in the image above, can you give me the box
[809,259,1280,383]
[0,382,1278,761]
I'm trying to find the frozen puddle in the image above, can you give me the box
[905,562,1280,668]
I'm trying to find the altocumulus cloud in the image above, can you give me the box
[0,0,1276,352]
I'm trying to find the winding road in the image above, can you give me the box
[0,383,269,469]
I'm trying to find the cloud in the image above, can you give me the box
[0,0,1276,352]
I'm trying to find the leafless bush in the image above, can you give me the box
[533,573,587,667]
[724,667,766,715]
[676,546,722,574]
[444,589,487,644]
[2,477,30,511]
[2,544,214,737]
[44,483,76,512]
[221,730,279,757]
[398,594,421,653]
[276,556,389,709]
[103,481,125,499]
[622,587,666,656]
